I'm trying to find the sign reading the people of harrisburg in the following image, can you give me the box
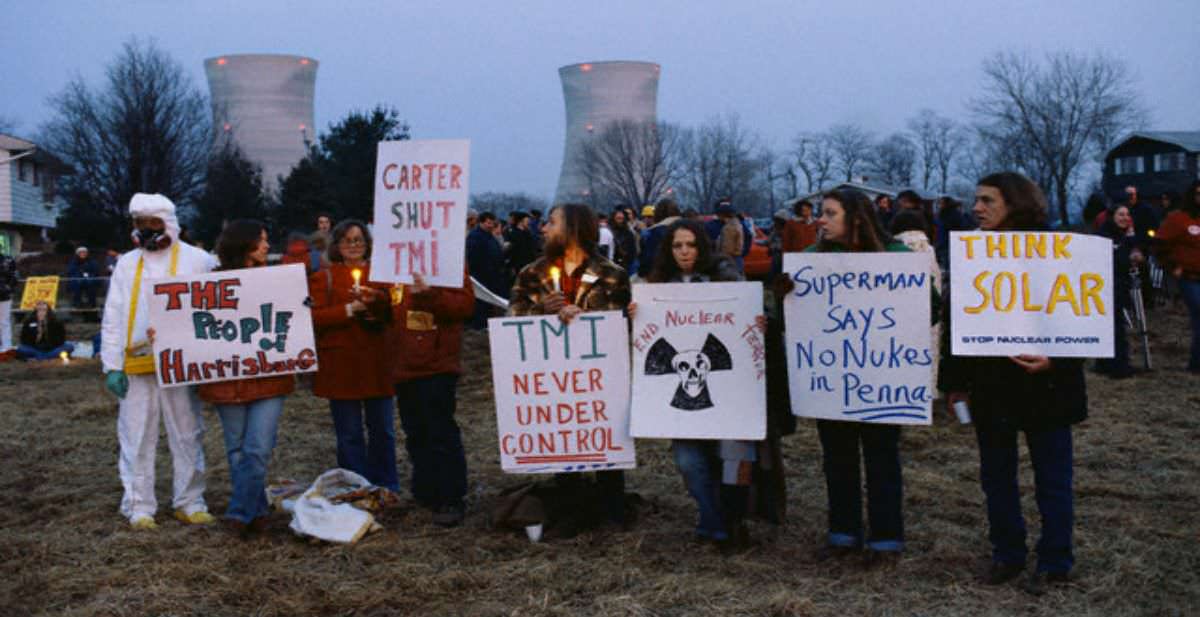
[630,282,766,439]
[20,276,60,309]
[370,139,469,288]
[488,311,636,474]
[145,263,318,388]
[950,231,1113,358]
[783,253,934,425]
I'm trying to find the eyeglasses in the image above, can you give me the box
[339,238,366,247]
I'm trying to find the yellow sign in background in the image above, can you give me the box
[20,276,60,309]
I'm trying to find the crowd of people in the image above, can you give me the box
[45,170,1197,597]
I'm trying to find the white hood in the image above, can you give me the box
[128,193,181,240]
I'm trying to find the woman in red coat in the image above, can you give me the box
[309,220,398,491]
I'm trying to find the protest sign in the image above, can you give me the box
[20,276,60,309]
[630,282,766,440]
[949,231,1112,357]
[783,253,933,425]
[146,263,317,388]
[489,311,635,474]
[369,139,469,288]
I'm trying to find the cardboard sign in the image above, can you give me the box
[369,139,469,288]
[783,253,933,425]
[488,311,635,474]
[949,231,1113,357]
[145,263,318,388]
[629,282,766,440]
[20,276,60,309]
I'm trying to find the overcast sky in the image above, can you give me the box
[3,0,1197,199]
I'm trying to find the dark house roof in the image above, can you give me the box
[0,134,75,175]
[1107,131,1200,158]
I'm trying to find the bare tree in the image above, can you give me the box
[907,110,940,190]
[869,133,917,186]
[40,38,212,218]
[576,119,687,208]
[828,124,874,182]
[931,117,968,193]
[791,131,836,193]
[972,51,1143,225]
[678,114,768,214]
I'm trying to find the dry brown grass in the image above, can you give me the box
[1,304,1198,617]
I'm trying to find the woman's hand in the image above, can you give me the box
[146,327,156,345]
[1130,249,1145,266]
[410,273,432,295]
[626,301,637,320]
[348,299,368,314]
[1174,266,1184,278]
[946,392,969,421]
[771,273,795,299]
[1010,354,1052,374]
[755,314,767,333]
[558,304,582,325]
[542,291,567,315]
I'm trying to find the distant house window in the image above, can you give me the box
[42,174,56,205]
[1114,156,1144,175]
[1153,152,1186,172]
[17,159,28,182]
[31,162,39,187]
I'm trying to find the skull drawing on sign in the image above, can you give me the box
[645,335,733,410]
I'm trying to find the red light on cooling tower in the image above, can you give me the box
[580,63,592,72]
[223,123,231,131]
[216,58,227,66]
[300,58,310,65]
[298,123,306,130]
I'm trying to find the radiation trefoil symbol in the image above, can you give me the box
[644,334,733,411]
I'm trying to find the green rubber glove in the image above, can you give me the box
[105,370,129,399]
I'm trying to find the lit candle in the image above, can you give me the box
[549,267,561,292]
[1147,229,1156,238]
[60,350,69,365]
[351,268,362,294]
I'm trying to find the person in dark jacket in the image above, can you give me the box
[935,196,972,269]
[17,300,73,360]
[941,172,1088,595]
[0,251,18,351]
[390,270,475,527]
[503,211,537,287]
[1095,204,1143,378]
[199,220,295,537]
[610,208,639,273]
[466,212,505,329]
[637,199,682,279]
[67,246,102,309]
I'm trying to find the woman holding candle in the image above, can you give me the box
[198,220,294,537]
[16,300,73,360]
[309,220,399,491]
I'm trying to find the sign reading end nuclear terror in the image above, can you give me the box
[950,231,1113,357]
[146,264,318,388]
[370,139,469,288]
[488,311,636,474]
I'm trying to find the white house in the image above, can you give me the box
[0,134,73,255]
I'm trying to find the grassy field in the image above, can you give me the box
[0,304,1197,617]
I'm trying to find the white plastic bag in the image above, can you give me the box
[288,468,377,544]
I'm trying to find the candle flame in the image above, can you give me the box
[60,351,69,364]
[351,269,362,282]
[1147,230,1156,238]
[549,267,562,292]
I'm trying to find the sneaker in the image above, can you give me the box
[985,561,1026,585]
[174,509,216,525]
[432,503,465,527]
[129,515,158,530]
[1022,571,1069,596]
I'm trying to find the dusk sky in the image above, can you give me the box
[4,0,1198,199]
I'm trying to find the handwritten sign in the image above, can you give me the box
[20,276,60,309]
[950,231,1112,357]
[783,253,933,425]
[369,139,469,288]
[630,282,766,439]
[488,311,635,474]
[146,264,318,388]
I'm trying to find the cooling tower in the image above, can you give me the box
[554,61,660,205]
[204,54,318,188]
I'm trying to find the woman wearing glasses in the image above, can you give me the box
[309,220,399,491]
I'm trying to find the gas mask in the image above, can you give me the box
[132,226,172,252]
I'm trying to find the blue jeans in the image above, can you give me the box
[816,420,904,551]
[671,440,727,540]
[1181,279,1200,371]
[975,422,1074,574]
[329,397,399,491]
[216,396,285,524]
[16,343,74,361]
[395,375,467,508]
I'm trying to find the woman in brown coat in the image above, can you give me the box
[198,220,294,536]
[309,220,398,491]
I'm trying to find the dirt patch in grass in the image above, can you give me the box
[1,304,1197,616]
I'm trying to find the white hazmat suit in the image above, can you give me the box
[100,194,214,522]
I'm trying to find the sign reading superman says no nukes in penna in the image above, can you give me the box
[784,253,933,425]
[488,311,636,474]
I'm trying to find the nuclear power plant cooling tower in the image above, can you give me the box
[204,54,318,188]
[554,61,660,205]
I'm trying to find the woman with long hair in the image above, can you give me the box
[16,300,73,360]
[309,220,398,491]
[1156,180,1200,373]
[1095,204,1143,378]
[630,219,759,547]
[941,172,1088,594]
[198,219,294,537]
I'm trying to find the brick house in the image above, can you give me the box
[1102,131,1200,204]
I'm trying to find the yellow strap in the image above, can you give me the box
[125,243,180,351]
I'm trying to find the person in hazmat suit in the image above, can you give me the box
[100,193,216,529]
